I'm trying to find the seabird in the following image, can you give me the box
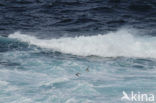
[85,66,89,72]
[75,72,80,77]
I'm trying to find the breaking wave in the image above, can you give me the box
[9,29,156,58]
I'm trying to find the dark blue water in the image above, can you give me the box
[0,0,156,103]
[0,0,156,36]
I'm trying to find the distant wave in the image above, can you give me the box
[9,29,156,58]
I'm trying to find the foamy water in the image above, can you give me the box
[0,0,156,102]
[0,29,156,103]
[9,29,156,58]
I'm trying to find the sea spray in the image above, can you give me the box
[9,29,156,58]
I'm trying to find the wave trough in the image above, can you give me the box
[9,29,156,58]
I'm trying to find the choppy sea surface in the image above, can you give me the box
[0,0,156,103]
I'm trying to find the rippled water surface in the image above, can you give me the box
[0,0,156,103]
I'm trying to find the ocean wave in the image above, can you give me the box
[9,29,156,58]
[0,36,31,52]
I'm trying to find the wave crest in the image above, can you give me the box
[9,29,156,58]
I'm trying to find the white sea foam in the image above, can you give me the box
[9,29,156,58]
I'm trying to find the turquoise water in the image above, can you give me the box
[0,0,156,102]
[1,29,156,103]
